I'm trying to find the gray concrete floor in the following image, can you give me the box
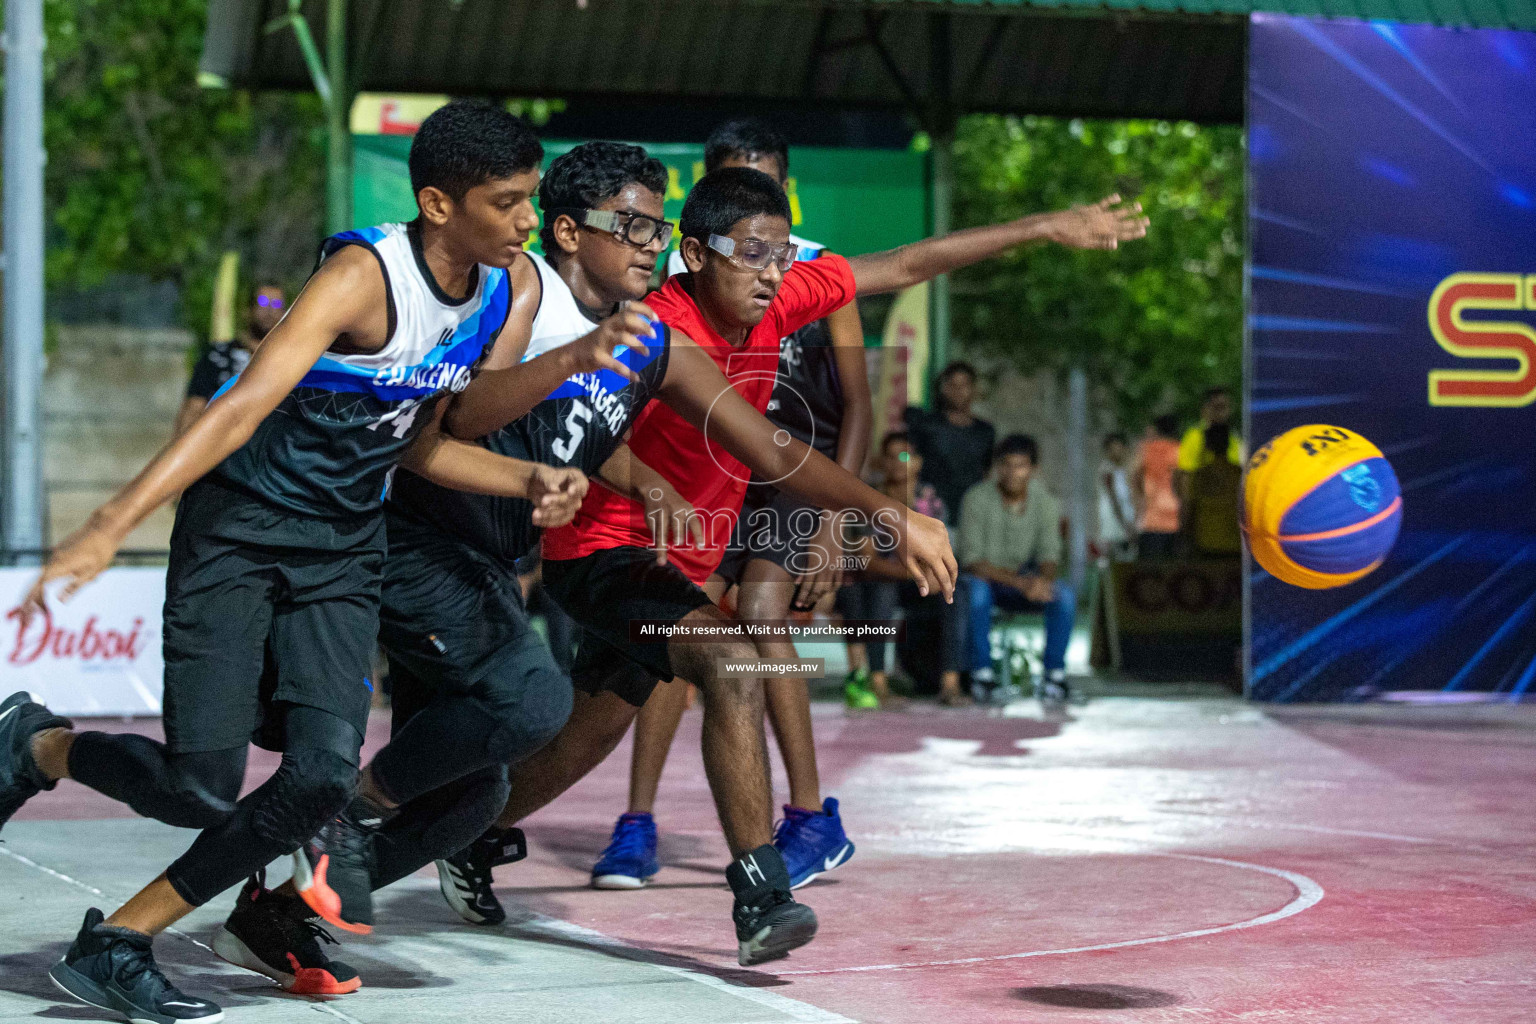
[0,819,848,1024]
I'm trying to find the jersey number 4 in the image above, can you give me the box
[551,401,593,462]
[367,398,422,440]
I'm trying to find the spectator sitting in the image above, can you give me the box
[174,282,286,438]
[1177,386,1244,555]
[960,434,1075,700]
[1097,432,1136,561]
[903,360,996,524]
[1134,414,1182,559]
[838,431,971,707]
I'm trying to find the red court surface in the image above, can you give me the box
[12,690,1536,1024]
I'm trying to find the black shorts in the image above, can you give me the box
[379,513,563,725]
[714,485,825,585]
[541,546,712,707]
[161,478,383,754]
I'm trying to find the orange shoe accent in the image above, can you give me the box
[286,955,362,995]
[297,854,372,936]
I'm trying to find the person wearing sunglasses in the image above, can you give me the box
[173,283,288,438]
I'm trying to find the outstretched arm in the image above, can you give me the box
[20,247,385,620]
[659,333,957,599]
[399,405,588,528]
[848,195,1148,296]
[445,299,660,440]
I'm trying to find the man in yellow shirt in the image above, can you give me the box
[1176,386,1244,553]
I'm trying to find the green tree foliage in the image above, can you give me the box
[41,0,325,333]
[950,115,1244,427]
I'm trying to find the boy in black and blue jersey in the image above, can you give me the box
[0,102,637,1021]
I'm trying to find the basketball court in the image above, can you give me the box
[5,689,1531,1023]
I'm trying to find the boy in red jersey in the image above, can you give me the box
[464,168,1146,965]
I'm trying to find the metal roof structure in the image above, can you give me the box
[198,0,1536,127]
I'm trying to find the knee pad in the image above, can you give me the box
[249,747,358,851]
[485,678,574,765]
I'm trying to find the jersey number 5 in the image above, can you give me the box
[551,402,593,462]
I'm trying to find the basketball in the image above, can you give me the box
[1243,425,1402,589]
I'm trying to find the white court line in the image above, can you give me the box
[2,844,853,1024]
[515,912,855,1024]
[777,853,1325,976]
[0,844,222,958]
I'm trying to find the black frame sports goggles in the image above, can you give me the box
[707,234,799,272]
[553,207,674,248]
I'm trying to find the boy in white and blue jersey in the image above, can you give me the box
[0,102,635,1021]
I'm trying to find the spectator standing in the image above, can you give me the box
[173,283,286,438]
[904,361,996,523]
[1134,414,1182,559]
[960,435,1076,702]
[839,431,969,706]
[1097,432,1136,561]
[1177,386,1244,555]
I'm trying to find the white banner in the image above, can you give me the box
[1,567,166,715]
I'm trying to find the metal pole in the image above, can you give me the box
[3,0,47,564]
[927,11,954,390]
[929,132,953,389]
[325,0,352,234]
[1067,365,1089,592]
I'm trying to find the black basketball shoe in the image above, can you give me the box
[49,908,222,1023]
[293,795,386,935]
[436,826,526,926]
[213,872,361,994]
[0,690,71,835]
[727,845,819,967]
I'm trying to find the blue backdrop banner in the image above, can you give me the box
[1247,14,1536,702]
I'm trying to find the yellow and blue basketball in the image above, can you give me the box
[1243,425,1402,589]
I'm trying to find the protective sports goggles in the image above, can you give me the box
[555,208,674,248]
[707,234,799,272]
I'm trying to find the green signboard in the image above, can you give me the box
[353,135,926,262]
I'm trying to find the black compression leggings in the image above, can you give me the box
[371,767,509,890]
[69,732,248,830]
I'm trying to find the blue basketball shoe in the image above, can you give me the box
[591,812,659,890]
[773,798,855,890]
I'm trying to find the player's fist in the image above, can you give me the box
[1045,195,1149,251]
[527,465,589,528]
[567,301,658,381]
[895,510,959,602]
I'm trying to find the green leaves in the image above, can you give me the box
[952,114,1243,427]
[42,0,324,333]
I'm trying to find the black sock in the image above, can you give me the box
[726,844,791,902]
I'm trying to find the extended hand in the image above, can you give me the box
[17,518,124,630]
[527,465,589,528]
[896,511,959,601]
[569,301,658,381]
[1048,195,1149,250]
[790,515,846,611]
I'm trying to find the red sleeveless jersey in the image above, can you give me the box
[542,253,856,584]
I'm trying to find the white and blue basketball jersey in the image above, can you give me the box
[212,221,510,518]
[388,251,667,565]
